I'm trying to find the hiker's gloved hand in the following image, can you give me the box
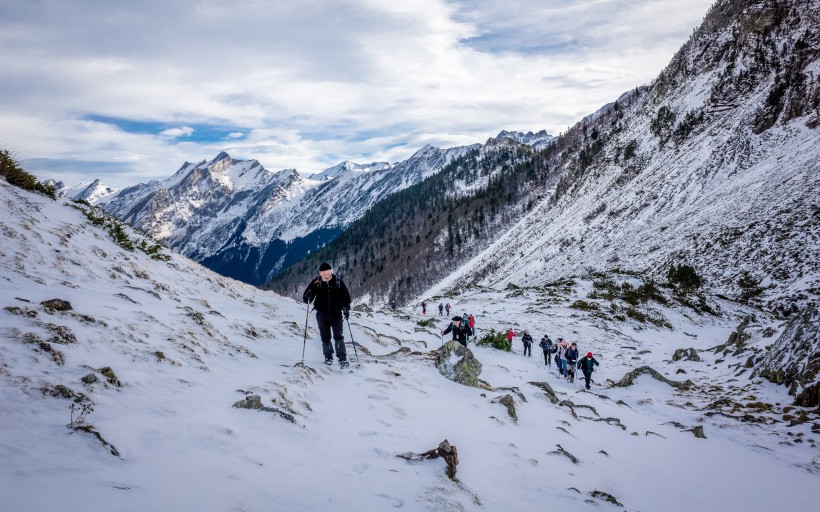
[343,307,350,319]
[302,290,315,304]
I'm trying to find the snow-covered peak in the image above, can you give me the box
[309,160,391,181]
[52,178,117,204]
[496,129,555,149]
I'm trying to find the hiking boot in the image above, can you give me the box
[339,359,350,369]
[324,357,333,366]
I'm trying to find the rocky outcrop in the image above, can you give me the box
[753,306,820,408]
[40,298,72,312]
[612,366,693,390]
[494,394,517,423]
[434,341,483,388]
[672,348,701,362]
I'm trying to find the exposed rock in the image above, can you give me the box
[81,373,100,385]
[550,444,579,464]
[232,394,298,424]
[672,347,701,362]
[495,394,517,423]
[4,306,38,318]
[590,490,623,507]
[41,299,73,312]
[72,425,120,457]
[665,421,707,439]
[98,367,122,387]
[19,332,44,344]
[233,394,264,410]
[434,341,483,388]
[612,366,693,390]
[753,306,820,407]
[713,315,753,354]
[45,324,77,344]
[528,381,559,404]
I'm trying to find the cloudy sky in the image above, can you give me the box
[1,0,713,189]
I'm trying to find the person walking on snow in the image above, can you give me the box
[442,316,470,347]
[565,342,579,382]
[539,336,553,366]
[521,330,533,357]
[467,314,475,333]
[506,328,516,349]
[556,339,568,377]
[421,301,427,315]
[302,262,351,368]
[439,303,444,316]
[445,303,451,315]
[577,352,600,390]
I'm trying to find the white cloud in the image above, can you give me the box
[0,0,714,189]
[159,127,195,139]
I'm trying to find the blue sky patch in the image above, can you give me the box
[83,114,247,143]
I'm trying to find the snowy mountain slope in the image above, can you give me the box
[2,178,819,511]
[425,0,820,315]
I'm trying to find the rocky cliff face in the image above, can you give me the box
[428,0,820,315]
[754,306,820,407]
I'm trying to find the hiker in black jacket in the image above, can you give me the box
[303,262,352,368]
[442,316,469,347]
[565,342,579,382]
[577,352,600,390]
[539,336,553,366]
[521,330,533,357]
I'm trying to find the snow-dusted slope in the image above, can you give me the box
[428,0,820,315]
[1,180,818,511]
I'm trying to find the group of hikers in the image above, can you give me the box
[421,301,453,317]
[506,328,600,389]
[301,262,600,389]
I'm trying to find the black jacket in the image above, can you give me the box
[577,356,600,374]
[303,274,351,315]
[521,333,533,345]
[443,322,470,343]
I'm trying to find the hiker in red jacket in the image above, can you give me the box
[506,328,515,347]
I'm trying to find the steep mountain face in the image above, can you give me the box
[453,0,820,316]
[99,144,475,285]
[271,0,819,315]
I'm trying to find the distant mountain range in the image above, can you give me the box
[71,132,550,285]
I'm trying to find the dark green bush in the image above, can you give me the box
[476,328,511,352]
[667,264,702,294]
[0,149,56,199]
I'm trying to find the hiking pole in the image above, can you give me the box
[346,317,361,366]
[299,301,311,367]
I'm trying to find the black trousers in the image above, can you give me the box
[523,342,531,356]
[316,311,346,360]
[583,371,592,388]
[542,349,551,365]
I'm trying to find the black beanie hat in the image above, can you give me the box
[318,262,332,272]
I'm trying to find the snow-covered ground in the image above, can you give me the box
[1,181,818,511]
